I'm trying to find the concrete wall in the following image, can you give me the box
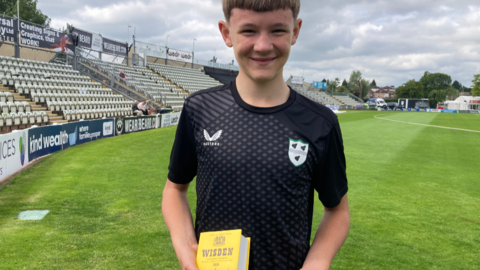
[0,43,56,63]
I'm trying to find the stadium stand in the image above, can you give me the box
[147,63,222,95]
[288,79,363,108]
[81,58,187,112]
[289,83,342,106]
[333,94,364,107]
[203,66,238,85]
[0,55,133,132]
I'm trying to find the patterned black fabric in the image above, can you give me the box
[168,80,348,270]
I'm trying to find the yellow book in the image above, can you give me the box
[196,229,250,270]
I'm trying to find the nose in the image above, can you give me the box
[253,32,274,54]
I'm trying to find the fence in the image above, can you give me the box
[0,112,181,182]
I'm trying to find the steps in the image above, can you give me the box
[1,84,75,126]
[147,67,190,96]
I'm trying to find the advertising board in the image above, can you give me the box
[61,119,114,149]
[91,33,103,52]
[137,42,166,58]
[103,37,127,57]
[72,28,92,49]
[291,76,304,85]
[0,130,29,180]
[115,116,157,135]
[28,125,62,162]
[161,112,181,128]
[72,28,103,52]
[20,21,75,54]
[0,16,18,43]
[313,81,327,89]
[167,48,193,63]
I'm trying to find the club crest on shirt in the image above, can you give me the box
[288,138,309,167]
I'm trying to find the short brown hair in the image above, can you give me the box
[222,0,301,22]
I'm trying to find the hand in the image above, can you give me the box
[182,262,200,270]
[179,242,200,270]
[300,259,331,270]
[300,265,329,270]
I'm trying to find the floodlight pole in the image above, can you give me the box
[127,25,131,45]
[165,35,169,66]
[99,34,102,60]
[14,0,20,58]
[127,25,131,66]
[192,39,196,69]
[132,27,136,66]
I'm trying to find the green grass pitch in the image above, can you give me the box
[0,111,479,269]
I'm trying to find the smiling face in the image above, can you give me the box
[219,8,302,83]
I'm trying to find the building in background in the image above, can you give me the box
[369,86,396,98]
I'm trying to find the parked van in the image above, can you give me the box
[368,98,387,108]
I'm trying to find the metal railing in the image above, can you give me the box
[76,62,139,102]
[347,93,364,103]
[192,58,239,71]
[76,47,166,107]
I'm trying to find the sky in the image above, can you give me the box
[37,0,480,87]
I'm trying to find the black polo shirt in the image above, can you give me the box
[168,80,348,270]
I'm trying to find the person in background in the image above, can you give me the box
[132,100,142,116]
[148,107,155,115]
[138,101,148,115]
[145,100,152,111]
[119,70,127,80]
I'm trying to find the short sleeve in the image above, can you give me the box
[313,122,348,208]
[167,104,198,184]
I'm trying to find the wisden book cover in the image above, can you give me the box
[196,229,250,270]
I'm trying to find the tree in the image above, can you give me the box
[342,79,348,88]
[328,78,340,91]
[419,71,452,98]
[337,86,349,92]
[361,79,371,98]
[348,70,370,100]
[2,0,50,27]
[445,86,459,100]
[460,86,471,93]
[428,90,447,107]
[321,78,327,83]
[473,74,480,97]
[371,79,377,87]
[452,80,462,90]
[395,80,424,99]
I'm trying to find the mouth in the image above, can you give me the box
[250,57,276,66]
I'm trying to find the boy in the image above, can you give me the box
[162,1,350,269]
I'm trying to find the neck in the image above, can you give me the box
[236,71,290,108]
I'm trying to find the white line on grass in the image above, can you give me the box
[374,114,480,133]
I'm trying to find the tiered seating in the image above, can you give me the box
[1,111,48,127]
[0,91,47,127]
[148,63,222,96]
[63,107,131,121]
[0,56,132,122]
[86,59,186,110]
[333,95,363,107]
[291,85,343,106]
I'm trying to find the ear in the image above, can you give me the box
[219,21,233,48]
[291,18,303,46]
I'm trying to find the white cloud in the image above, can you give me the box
[37,0,480,87]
